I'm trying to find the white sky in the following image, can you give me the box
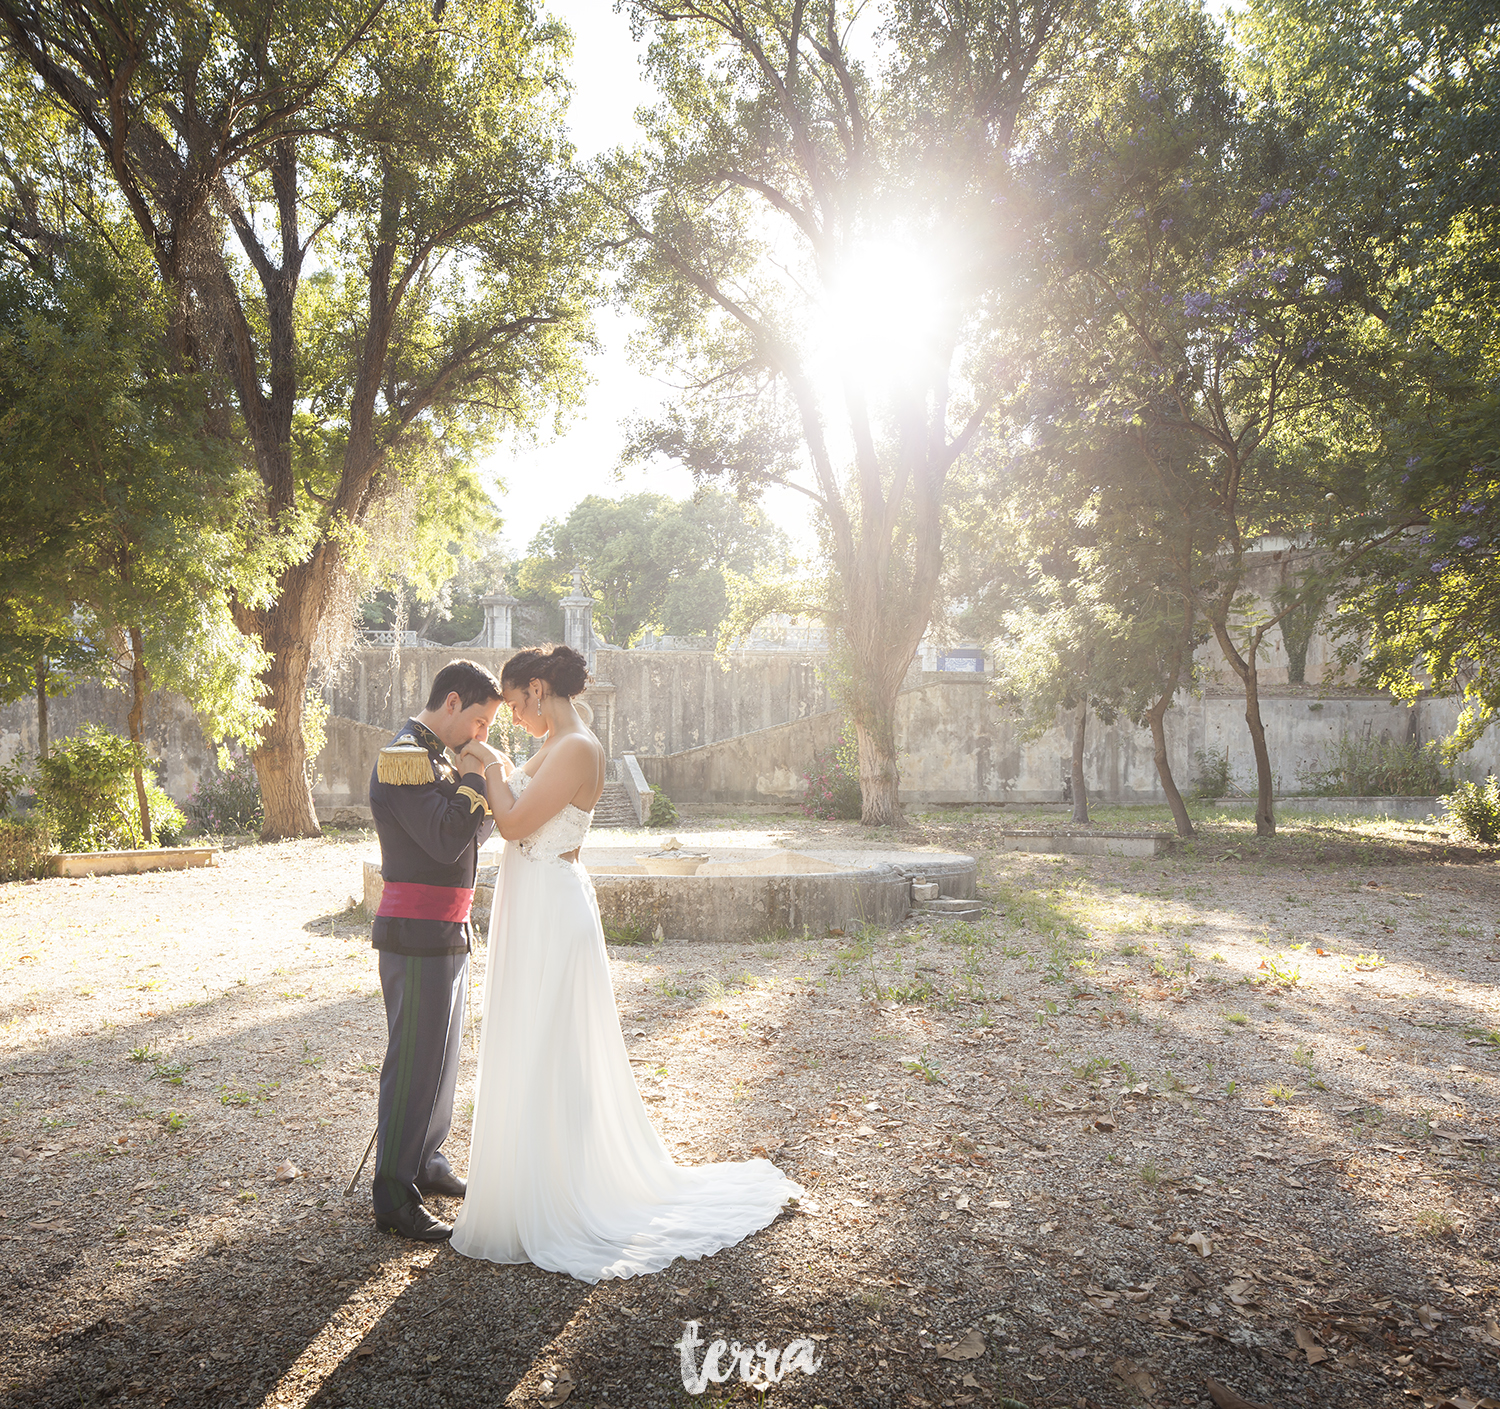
[480,0,689,558]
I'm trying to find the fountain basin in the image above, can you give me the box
[362,841,976,944]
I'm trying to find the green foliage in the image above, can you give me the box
[34,725,182,852]
[1294,730,1455,797]
[185,753,264,835]
[647,787,679,828]
[524,489,791,645]
[0,756,32,815]
[1237,0,1500,739]
[0,818,51,882]
[802,721,861,821]
[0,232,272,749]
[1190,749,1236,800]
[1441,777,1500,845]
[0,0,599,835]
[302,689,330,783]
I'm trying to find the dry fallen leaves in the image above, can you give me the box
[274,1158,299,1182]
[538,1371,576,1407]
[1292,1326,1329,1364]
[1205,1376,1273,1409]
[1168,1229,1214,1256]
[1113,1357,1156,1397]
[934,1328,985,1361]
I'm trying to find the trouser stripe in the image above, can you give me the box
[378,955,422,1208]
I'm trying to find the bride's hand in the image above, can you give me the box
[459,739,503,774]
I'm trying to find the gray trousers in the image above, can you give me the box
[373,950,468,1218]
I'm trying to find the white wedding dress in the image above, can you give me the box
[449,771,802,1282]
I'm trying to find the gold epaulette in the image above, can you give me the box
[378,743,435,786]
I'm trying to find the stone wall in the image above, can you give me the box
[5,648,1495,815]
[640,677,1500,809]
[0,679,218,801]
[318,646,833,757]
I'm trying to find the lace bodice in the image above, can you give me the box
[507,770,593,866]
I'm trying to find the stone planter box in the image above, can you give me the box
[50,847,219,878]
[996,830,1175,858]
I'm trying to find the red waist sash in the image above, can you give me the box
[377,881,474,923]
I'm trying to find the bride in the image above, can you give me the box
[450,643,801,1281]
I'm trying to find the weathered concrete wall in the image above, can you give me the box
[636,712,843,806]
[6,653,1495,814]
[635,677,1500,809]
[0,679,218,803]
[319,647,832,758]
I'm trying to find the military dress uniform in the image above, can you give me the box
[368,718,494,1225]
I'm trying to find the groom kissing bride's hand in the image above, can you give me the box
[458,738,508,778]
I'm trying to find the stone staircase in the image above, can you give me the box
[590,779,640,829]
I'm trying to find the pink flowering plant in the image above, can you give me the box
[802,721,861,820]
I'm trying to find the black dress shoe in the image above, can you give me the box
[376,1202,452,1242]
[417,1168,467,1199]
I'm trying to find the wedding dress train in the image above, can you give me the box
[449,772,801,1281]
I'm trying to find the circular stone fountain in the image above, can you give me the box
[361,833,978,944]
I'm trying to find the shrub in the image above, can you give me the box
[0,756,33,814]
[1441,776,1500,845]
[186,751,263,833]
[0,817,51,882]
[647,786,679,828]
[1189,747,1235,800]
[33,726,187,851]
[803,720,861,820]
[36,726,149,852]
[1295,728,1454,797]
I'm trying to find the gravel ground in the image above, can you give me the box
[1,809,1498,1409]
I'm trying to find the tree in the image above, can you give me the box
[0,0,597,837]
[1237,0,1500,740]
[1011,0,1403,836]
[526,487,790,643]
[962,418,1209,836]
[603,0,1102,824]
[0,233,269,841]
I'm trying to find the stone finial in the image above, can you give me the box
[478,575,520,649]
[560,564,597,669]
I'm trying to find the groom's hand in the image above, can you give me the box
[458,739,503,774]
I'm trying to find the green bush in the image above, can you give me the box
[35,725,184,851]
[803,721,861,820]
[186,751,263,833]
[1295,729,1454,797]
[0,756,33,814]
[1190,747,1235,800]
[647,786,679,828]
[1441,776,1500,845]
[0,817,52,882]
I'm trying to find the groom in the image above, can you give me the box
[367,659,504,1241]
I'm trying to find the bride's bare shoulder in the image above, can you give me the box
[548,730,604,765]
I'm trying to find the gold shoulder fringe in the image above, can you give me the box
[378,745,434,786]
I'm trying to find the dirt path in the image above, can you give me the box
[1,815,1497,1409]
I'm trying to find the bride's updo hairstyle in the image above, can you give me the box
[501,644,590,699]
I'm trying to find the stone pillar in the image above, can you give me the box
[560,566,597,671]
[479,579,519,649]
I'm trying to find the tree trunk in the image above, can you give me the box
[853,702,902,827]
[1146,604,1196,838]
[127,626,151,847]
[1210,617,1276,836]
[246,570,322,840]
[1146,694,1194,837]
[34,655,48,760]
[1070,699,1090,825]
